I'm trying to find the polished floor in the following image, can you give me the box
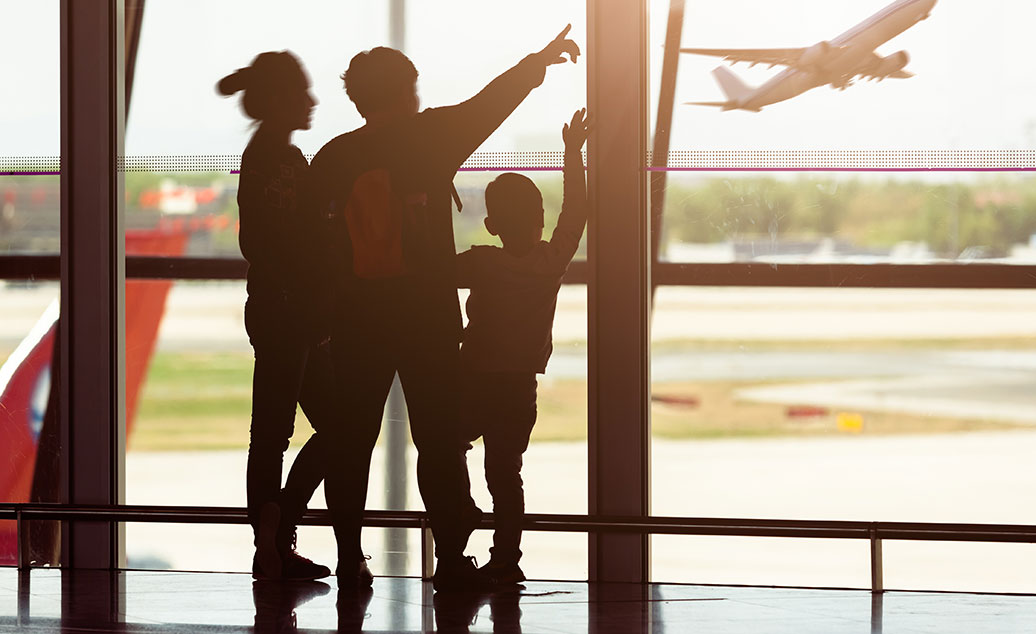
[1,568,1035,633]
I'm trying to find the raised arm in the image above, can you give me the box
[422,26,581,174]
[545,108,590,269]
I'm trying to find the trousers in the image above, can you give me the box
[324,282,480,563]
[244,295,336,540]
[462,369,537,564]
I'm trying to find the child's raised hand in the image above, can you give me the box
[562,108,589,152]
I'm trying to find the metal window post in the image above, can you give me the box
[59,0,126,570]
[586,0,652,583]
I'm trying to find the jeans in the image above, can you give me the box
[462,369,537,565]
[244,295,337,541]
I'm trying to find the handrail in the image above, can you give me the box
[4,255,1036,288]
[4,503,1036,541]
[6,503,1036,592]
[6,503,1036,540]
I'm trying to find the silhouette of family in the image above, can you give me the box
[220,26,587,593]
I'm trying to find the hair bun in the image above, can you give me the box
[217,68,251,96]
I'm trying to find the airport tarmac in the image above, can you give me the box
[125,430,1036,594]
[6,283,1036,425]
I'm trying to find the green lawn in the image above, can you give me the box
[128,349,1022,452]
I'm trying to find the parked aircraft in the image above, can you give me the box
[0,229,190,565]
[683,0,937,111]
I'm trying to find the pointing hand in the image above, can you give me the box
[538,24,580,66]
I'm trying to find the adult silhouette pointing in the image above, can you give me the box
[310,26,580,590]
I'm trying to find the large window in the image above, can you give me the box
[647,0,1036,592]
[0,0,61,568]
[4,0,1035,594]
[123,0,589,579]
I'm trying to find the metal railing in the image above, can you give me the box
[4,503,1036,593]
[4,254,1036,288]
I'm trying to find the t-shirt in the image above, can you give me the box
[309,54,549,341]
[237,130,335,315]
[457,150,586,373]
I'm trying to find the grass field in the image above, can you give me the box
[125,350,1022,451]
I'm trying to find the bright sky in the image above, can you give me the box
[2,0,1034,157]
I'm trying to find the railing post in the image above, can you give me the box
[870,526,884,594]
[421,521,435,580]
[18,563,30,627]
[17,508,30,571]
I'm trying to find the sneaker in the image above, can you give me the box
[432,556,495,592]
[479,559,526,586]
[254,501,283,580]
[336,555,374,589]
[280,532,331,581]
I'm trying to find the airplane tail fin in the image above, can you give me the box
[712,65,754,103]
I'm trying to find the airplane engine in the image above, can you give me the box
[873,50,910,77]
[798,41,832,69]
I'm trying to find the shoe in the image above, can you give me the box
[479,559,526,586]
[280,532,331,581]
[336,555,374,589]
[432,556,495,592]
[254,501,283,580]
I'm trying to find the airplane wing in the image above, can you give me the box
[680,47,806,67]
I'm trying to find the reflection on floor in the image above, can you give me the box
[1,568,1035,633]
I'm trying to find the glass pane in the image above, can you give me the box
[655,172,1036,264]
[125,172,240,258]
[0,175,60,255]
[1,1,59,255]
[0,280,60,567]
[128,0,585,158]
[652,535,869,588]
[649,0,1033,152]
[125,0,589,579]
[126,273,588,578]
[650,286,1036,590]
[0,2,59,157]
[884,541,1036,594]
[0,0,61,565]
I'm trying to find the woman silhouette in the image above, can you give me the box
[219,51,350,582]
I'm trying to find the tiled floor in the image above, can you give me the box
[1,568,1035,633]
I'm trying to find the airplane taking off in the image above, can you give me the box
[683,0,937,111]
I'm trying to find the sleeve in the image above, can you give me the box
[542,147,587,272]
[419,54,549,174]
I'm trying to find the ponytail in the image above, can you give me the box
[217,51,303,122]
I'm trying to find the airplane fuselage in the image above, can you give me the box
[736,0,936,111]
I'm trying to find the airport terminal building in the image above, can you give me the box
[2,0,1036,631]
